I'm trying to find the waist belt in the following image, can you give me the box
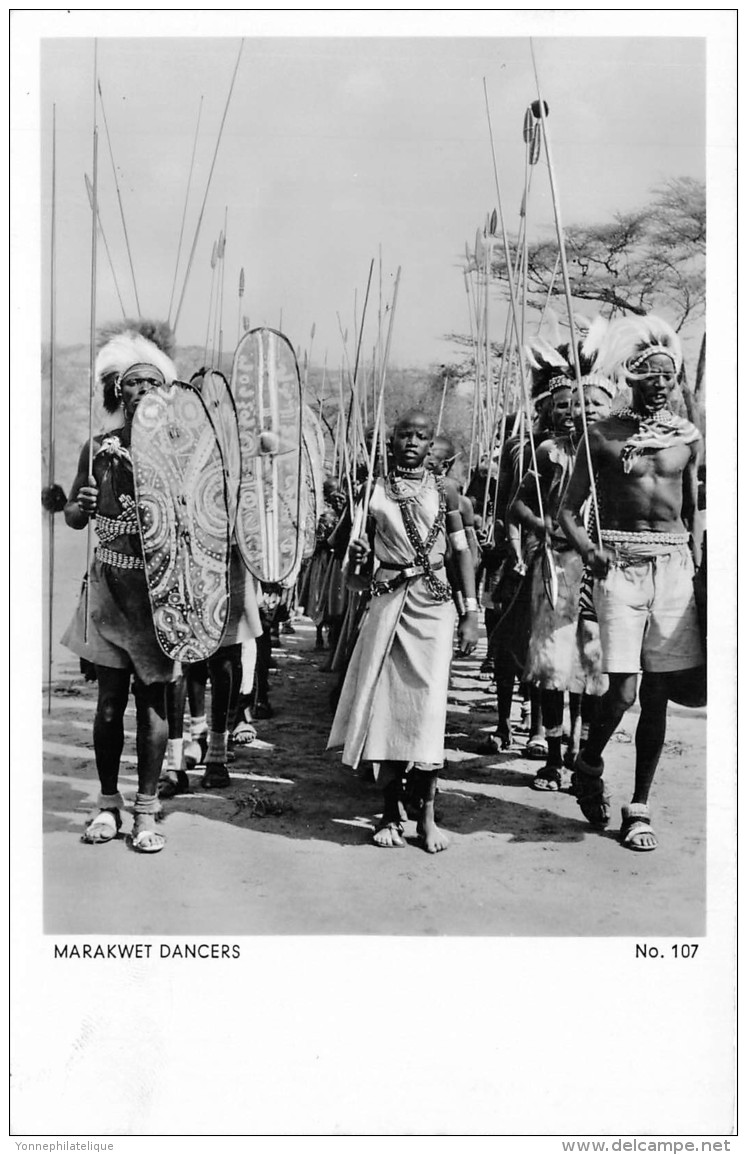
[96,545,145,570]
[601,530,689,546]
[370,558,445,597]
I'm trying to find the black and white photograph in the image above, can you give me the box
[11,9,736,1141]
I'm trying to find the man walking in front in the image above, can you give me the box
[558,316,704,851]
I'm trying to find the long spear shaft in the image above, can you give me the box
[97,78,141,316]
[537,252,561,334]
[359,267,401,526]
[530,42,602,546]
[484,121,534,535]
[203,240,218,366]
[217,207,228,368]
[84,44,100,642]
[483,77,545,524]
[342,259,375,454]
[84,174,128,321]
[46,105,57,713]
[167,94,204,325]
[436,373,449,435]
[211,229,224,364]
[236,266,245,346]
[173,38,244,334]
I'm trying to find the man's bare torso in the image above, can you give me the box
[591,416,694,533]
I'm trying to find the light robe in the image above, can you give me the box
[327,475,456,768]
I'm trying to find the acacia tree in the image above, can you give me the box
[487,177,705,333]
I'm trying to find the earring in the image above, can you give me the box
[114,378,122,401]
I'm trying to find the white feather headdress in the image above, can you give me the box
[95,330,178,387]
[596,315,682,385]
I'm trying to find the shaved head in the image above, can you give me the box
[393,409,434,438]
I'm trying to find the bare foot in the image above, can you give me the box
[372,821,406,848]
[417,803,449,853]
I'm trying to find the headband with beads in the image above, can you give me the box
[625,346,678,379]
[578,372,616,398]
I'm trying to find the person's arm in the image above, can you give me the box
[64,441,98,530]
[682,441,702,567]
[557,430,612,577]
[444,479,478,656]
[508,443,552,539]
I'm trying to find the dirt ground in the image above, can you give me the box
[42,595,706,938]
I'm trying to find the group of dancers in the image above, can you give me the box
[51,309,705,856]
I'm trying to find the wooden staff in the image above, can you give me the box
[529,42,603,548]
[84,43,100,642]
[46,104,58,713]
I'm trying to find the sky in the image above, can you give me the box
[28,18,709,369]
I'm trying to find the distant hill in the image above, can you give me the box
[40,343,478,492]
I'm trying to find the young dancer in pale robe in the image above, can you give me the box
[328,411,479,852]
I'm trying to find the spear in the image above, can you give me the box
[483,77,545,528]
[353,266,401,568]
[173,38,244,334]
[97,78,141,316]
[217,209,228,369]
[210,228,224,364]
[436,372,449,436]
[304,322,316,393]
[84,43,100,642]
[236,266,245,345]
[167,94,204,326]
[203,238,218,366]
[529,42,603,549]
[46,104,58,713]
[84,174,127,321]
[342,259,375,462]
[482,109,537,535]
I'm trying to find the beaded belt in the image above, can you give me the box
[96,546,145,570]
[95,494,140,544]
[370,558,447,598]
[601,530,689,546]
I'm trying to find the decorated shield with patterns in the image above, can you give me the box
[296,406,326,568]
[199,370,241,535]
[131,382,230,661]
[231,328,303,583]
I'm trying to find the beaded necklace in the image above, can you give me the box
[382,470,452,603]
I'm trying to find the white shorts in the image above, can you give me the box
[593,544,704,674]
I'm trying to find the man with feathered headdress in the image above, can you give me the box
[509,319,616,789]
[61,323,179,853]
[558,314,704,852]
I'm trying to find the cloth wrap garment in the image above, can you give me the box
[522,435,607,695]
[327,473,456,769]
[61,430,177,685]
